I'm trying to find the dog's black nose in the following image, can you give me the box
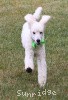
[36,39,40,44]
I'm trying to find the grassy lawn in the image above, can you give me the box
[0,0,68,100]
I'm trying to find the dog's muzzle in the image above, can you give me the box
[36,39,40,45]
[32,39,45,48]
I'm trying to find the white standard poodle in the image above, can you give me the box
[21,7,51,87]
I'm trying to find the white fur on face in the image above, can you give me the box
[24,14,51,43]
[30,22,44,43]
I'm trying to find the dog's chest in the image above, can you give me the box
[33,46,41,57]
[34,51,37,57]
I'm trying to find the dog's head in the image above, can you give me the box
[24,14,51,45]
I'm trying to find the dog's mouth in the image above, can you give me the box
[36,42,40,45]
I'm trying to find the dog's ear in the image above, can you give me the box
[24,14,35,26]
[33,7,42,21]
[40,15,51,25]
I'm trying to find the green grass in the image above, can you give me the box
[0,0,68,100]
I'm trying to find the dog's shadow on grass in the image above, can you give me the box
[14,68,39,89]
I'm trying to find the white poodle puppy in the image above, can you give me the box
[21,7,51,87]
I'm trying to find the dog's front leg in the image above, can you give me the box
[37,46,47,87]
[24,48,34,73]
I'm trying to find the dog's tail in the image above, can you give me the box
[33,7,42,21]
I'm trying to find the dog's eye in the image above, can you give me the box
[33,32,35,34]
[40,32,43,34]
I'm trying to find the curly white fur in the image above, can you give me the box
[21,7,51,87]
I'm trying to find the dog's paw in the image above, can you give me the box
[38,76,47,88]
[26,67,32,73]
